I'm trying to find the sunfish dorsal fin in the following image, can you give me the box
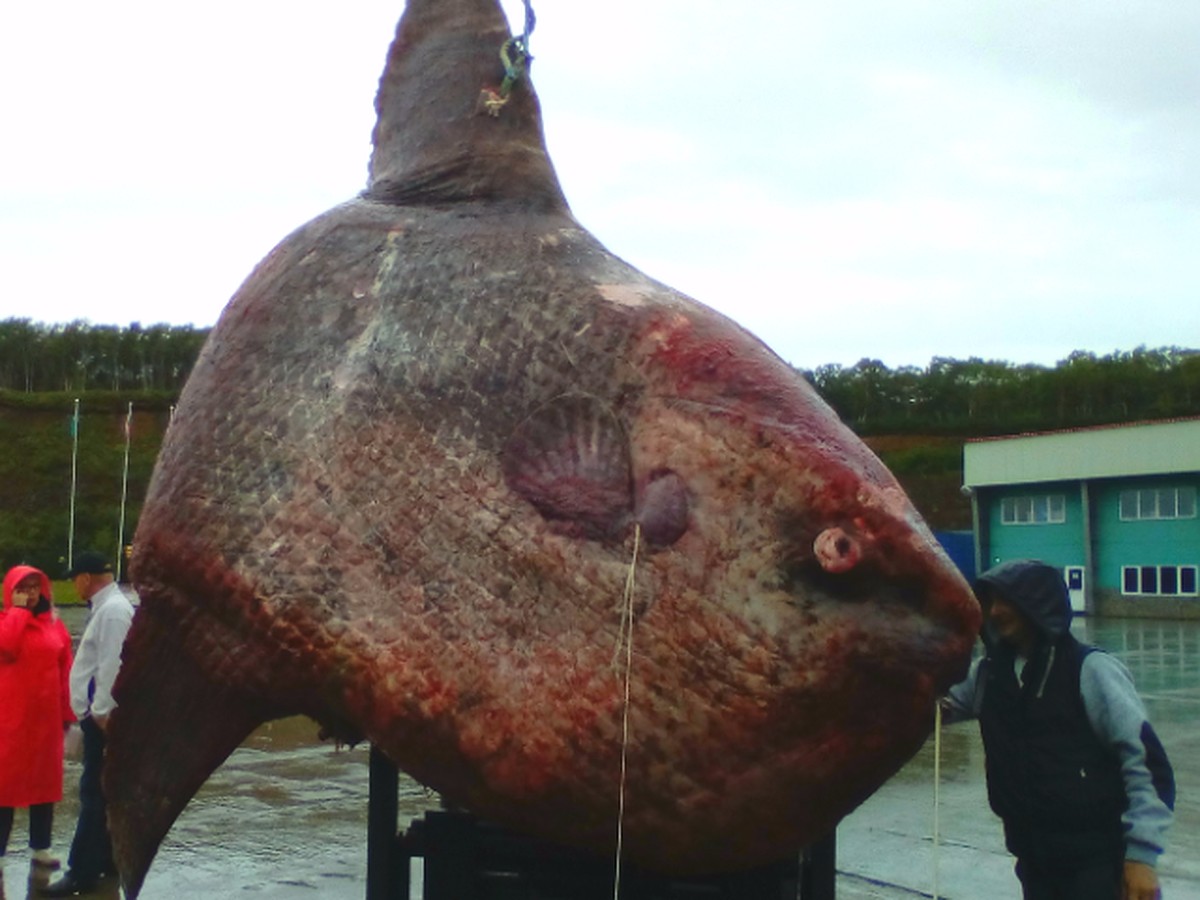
[367,0,569,211]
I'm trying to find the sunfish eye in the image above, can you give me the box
[813,526,862,574]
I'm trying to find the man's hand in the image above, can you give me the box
[93,713,110,733]
[1124,860,1160,900]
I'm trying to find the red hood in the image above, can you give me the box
[2,565,54,611]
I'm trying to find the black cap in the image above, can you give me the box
[66,551,114,578]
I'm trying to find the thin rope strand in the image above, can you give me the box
[613,524,641,900]
[611,555,635,671]
[932,701,942,900]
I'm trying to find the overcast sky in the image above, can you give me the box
[1,1,1196,370]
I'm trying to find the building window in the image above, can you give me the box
[1119,486,1197,521]
[1121,565,1199,597]
[1000,494,1066,525]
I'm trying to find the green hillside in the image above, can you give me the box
[3,319,1197,574]
[0,392,171,575]
[0,390,975,575]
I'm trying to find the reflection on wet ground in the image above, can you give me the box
[3,613,1197,899]
[1,717,385,900]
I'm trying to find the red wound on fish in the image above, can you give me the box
[502,394,634,539]
[636,469,690,547]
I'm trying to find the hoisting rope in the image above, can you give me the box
[932,700,943,900]
[479,0,538,116]
[612,523,642,900]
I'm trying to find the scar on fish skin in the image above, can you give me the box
[635,469,690,547]
[502,394,690,546]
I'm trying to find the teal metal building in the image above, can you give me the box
[962,418,1200,618]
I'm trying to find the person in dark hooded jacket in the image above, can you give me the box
[943,559,1174,900]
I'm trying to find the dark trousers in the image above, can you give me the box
[1016,856,1123,900]
[66,717,115,879]
[0,803,55,853]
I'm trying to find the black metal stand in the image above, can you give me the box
[366,746,835,900]
[798,833,836,899]
[368,746,406,900]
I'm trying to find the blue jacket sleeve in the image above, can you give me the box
[1080,652,1174,866]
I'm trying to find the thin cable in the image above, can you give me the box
[932,701,942,900]
[481,0,537,116]
[520,0,537,55]
[613,524,642,900]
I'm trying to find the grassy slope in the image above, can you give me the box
[864,435,970,531]
[2,396,971,572]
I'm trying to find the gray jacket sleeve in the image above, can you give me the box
[940,656,986,723]
[1080,652,1174,866]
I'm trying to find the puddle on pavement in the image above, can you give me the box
[2,715,427,900]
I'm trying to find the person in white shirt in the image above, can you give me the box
[42,551,134,898]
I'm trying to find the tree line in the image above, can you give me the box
[3,318,1198,434]
[4,319,1195,434]
[0,318,208,394]
[803,347,1200,434]
[2,320,1197,574]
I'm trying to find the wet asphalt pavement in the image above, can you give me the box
[2,615,1196,899]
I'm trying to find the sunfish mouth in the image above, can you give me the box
[763,503,978,684]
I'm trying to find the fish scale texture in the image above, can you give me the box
[106,1,979,894]
[125,200,971,871]
[117,214,977,886]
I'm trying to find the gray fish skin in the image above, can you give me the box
[106,0,980,896]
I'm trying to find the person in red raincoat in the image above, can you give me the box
[0,565,75,870]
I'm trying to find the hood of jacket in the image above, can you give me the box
[2,565,54,612]
[975,559,1071,642]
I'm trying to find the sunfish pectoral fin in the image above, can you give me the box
[105,603,284,899]
[502,393,635,539]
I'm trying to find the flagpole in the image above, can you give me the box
[68,398,80,570]
[117,401,134,580]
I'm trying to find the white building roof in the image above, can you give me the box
[963,418,1200,488]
